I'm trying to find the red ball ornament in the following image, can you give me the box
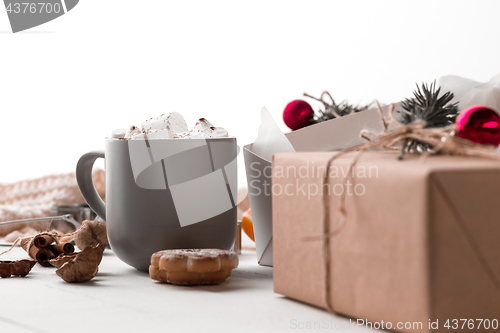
[456,105,500,147]
[283,100,314,130]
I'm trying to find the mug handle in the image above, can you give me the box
[76,150,106,221]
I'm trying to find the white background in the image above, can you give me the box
[1,0,499,186]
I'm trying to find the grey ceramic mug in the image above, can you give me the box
[76,137,238,272]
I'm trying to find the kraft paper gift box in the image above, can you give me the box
[243,105,395,266]
[273,151,500,333]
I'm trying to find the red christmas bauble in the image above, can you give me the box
[456,105,500,147]
[283,100,314,130]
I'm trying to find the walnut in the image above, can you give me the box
[55,245,104,283]
[74,220,108,250]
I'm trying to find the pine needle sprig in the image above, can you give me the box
[397,81,459,128]
[397,81,459,151]
[304,91,371,124]
[316,101,371,120]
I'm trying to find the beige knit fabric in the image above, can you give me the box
[0,170,105,236]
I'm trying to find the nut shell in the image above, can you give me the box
[0,260,36,278]
[49,253,77,269]
[74,220,108,250]
[56,245,103,283]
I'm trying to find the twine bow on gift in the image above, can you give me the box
[303,102,500,313]
[337,102,500,161]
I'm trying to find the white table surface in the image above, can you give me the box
[0,245,376,333]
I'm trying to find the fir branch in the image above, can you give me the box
[396,81,459,151]
[397,81,459,127]
[303,91,371,124]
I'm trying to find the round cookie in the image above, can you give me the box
[150,249,238,285]
[149,266,233,285]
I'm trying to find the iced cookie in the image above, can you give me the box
[149,249,238,285]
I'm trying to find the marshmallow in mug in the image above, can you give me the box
[111,112,229,140]
[110,125,141,139]
[175,118,229,139]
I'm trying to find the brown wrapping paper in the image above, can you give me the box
[273,151,500,333]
